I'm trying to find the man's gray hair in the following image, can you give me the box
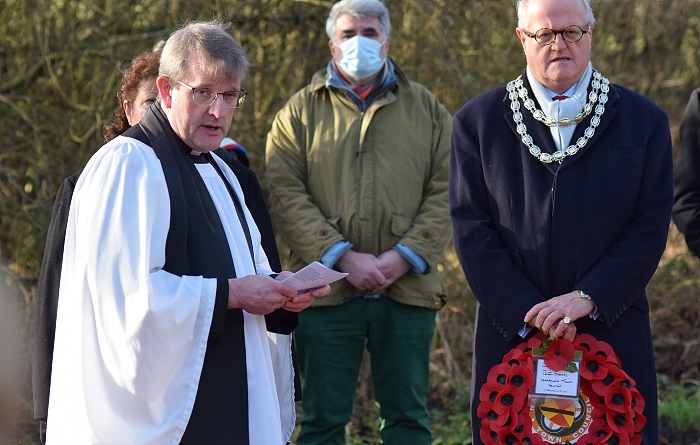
[326,0,391,41]
[159,20,250,84]
[516,0,595,29]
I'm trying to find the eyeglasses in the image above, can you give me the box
[177,81,247,108]
[522,25,589,45]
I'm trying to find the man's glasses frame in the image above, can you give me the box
[522,25,589,46]
[177,81,247,108]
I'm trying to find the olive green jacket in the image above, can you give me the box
[265,62,452,309]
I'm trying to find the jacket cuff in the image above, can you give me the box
[320,240,353,269]
[394,243,428,275]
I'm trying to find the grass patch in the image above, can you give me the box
[429,409,472,445]
[658,383,700,433]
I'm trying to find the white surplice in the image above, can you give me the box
[46,136,294,445]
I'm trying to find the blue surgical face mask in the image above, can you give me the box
[337,35,386,80]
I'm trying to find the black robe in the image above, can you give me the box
[32,103,297,443]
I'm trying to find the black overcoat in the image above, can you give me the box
[449,73,673,444]
[672,87,700,255]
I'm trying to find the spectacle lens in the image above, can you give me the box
[525,25,588,45]
[179,81,247,108]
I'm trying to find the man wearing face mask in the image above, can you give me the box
[265,0,452,443]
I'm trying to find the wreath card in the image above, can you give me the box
[531,341,583,398]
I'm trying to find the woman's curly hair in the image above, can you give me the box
[103,51,161,142]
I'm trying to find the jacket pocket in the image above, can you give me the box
[607,146,643,160]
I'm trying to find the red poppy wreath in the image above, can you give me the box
[478,333,645,445]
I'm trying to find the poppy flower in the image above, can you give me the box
[591,365,627,396]
[504,413,545,445]
[493,385,526,415]
[512,412,532,436]
[585,418,611,439]
[518,432,546,445]
[616,372,637,390]
[577,422,613,445]
[588,394,607,421]
[629,388,645,415]
[477,399,496,420]
[497,429,522,444]
[495,404,519,429]
[520,432,549,445]
[631,433,643,445]
[478,402,513,439]
[574,333,599,352]
[604,382,633,415]
[585,339,619,366]
[576,430,613,445]
[632,412,646,433]
[488,363,513,385]
[478,399,516,433]
[480,425,499,445]
[507,363,534,392]
[607,410,634,436]
[503,348,532,366]
[600,429,631,445]
[480,382,504,404]
[502,428,547,445]
[543,339,575,371]
[580,353,609,380]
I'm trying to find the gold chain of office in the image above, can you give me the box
[506,69,610,164]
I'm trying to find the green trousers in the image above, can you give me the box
[294,297,437,445]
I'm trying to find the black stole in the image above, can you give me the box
[127,103,249,444]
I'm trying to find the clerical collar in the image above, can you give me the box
[176,137,210,163]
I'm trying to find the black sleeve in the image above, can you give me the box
[32,171,81,421]
[207,277,231,343]
[673,88,700,256]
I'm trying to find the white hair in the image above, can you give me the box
[326,0,391,40]
[516,0,595,29]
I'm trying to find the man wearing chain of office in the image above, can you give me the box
[449,0,673,443]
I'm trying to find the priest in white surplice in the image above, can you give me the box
[45,21,330,445]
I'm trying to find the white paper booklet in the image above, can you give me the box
[281,261,348,292]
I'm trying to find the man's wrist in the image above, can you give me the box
[578,290,601,320]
